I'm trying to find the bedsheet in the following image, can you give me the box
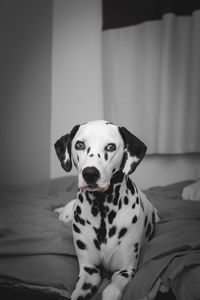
[0,178,200,300]
[124,181,200,300]
[0,177,78,299]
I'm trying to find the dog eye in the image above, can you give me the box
[75,141,85,150]
[105,143,116,152]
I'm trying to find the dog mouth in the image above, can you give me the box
[80,184,109,192]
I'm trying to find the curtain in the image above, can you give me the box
[102,1,200,154]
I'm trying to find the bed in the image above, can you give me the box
[0,177,200,300]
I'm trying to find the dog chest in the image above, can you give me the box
[73,187,142,251]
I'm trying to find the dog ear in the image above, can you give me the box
[119,127,147,175]
[54,125,80,172]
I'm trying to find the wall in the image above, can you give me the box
[133,154,200,189]
[0,0,52,185]
[1,0,199,188]
[51,0,103,178]
[51,0,200,189]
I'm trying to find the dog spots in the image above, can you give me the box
[78,194,84,203]
[98,153,101,158]
[82,283,98,296]
[85,192,92,204]
[89,154,94,157]
[87,147,91,154]
[93,227,98,234]
[74,214,84,225]
[111,171,124,185]
[108,210,116,224]
[132,203,136,209]
[134,242,139,252]
[118,227,127,239]
[77,294,92,300]
[74,206,85,226]
[91,195,108,245]
[94,239,100,250]
[76,240,86,250]
[136,196,139,204]
[91,205,99,217]
[97,218,107,244]
[126,178,135,195]
[107,194,113,203]
[119,270,129,278]
[104,152,108,161]
[91,205,107,246]
[120,150,128,171]
[113,185,120,205]
[124,196,129,205]
[91,286,97,294]
[76,205,81,214]
[108,226,117,238]
[132,215,137,224]
[82,283,92,290]
[105,206,109,213]
[73,223,81,233]
[84,266,99,275]
[105,183,114,196]
[118,199,122,209]
[112,168,116,174]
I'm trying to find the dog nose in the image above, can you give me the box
[82,167,100,184]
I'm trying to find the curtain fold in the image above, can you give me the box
[102,1,200,154]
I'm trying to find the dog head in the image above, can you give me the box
[55,120,146,191]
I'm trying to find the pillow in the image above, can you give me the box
[182,181,200,201]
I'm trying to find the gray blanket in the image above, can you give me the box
[124,181,200,300]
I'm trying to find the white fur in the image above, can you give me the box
[71,120,125,190]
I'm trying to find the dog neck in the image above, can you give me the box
[82,171,126,208]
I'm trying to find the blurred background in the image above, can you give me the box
[0,0,200,189]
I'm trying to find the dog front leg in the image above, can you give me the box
[102,236,139,300]
[55,199,76,223]
[71,264,102,300]
[102,267,136,300]
[71,224,102,300]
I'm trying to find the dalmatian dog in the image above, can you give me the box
[54,120,159,300]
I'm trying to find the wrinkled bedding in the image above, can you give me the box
[0,178,200,300]
[0,177,78,299]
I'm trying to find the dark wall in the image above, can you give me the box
[0,0,52,185]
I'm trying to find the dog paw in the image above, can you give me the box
[55,200,76,223]
[71,288,91,300]
[59,210,71,223]
[54,206,71,223]
[102,285,122,300]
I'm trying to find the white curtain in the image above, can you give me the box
[102,4,200,154]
